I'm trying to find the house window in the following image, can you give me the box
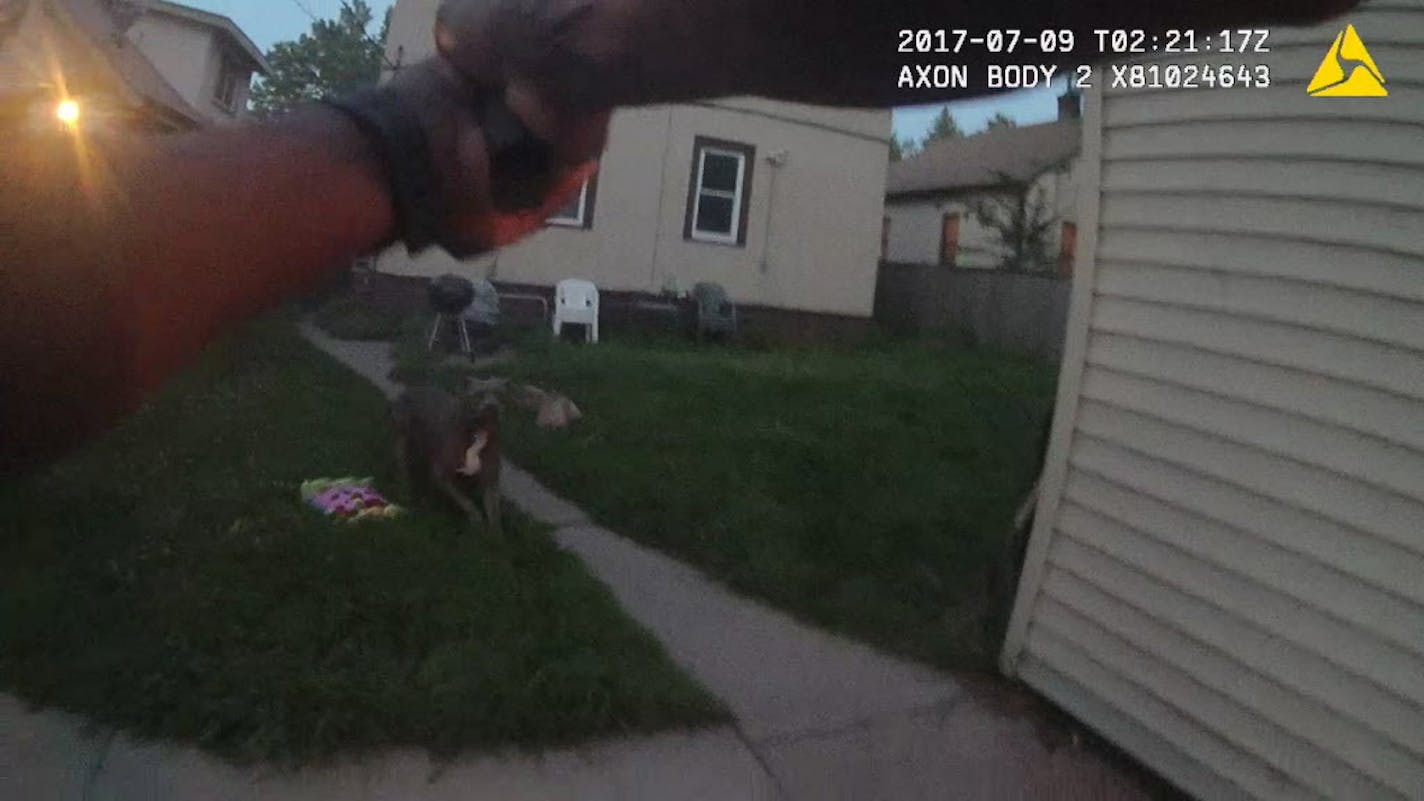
[546,173,597,229]
[939,212,960,267]
[685,136,754,246]
[213,56,243,112]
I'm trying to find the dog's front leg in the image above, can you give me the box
[481,483,503,538]
[433,473,483,530]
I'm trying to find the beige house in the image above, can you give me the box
[124,0,267,124]
[884,102,1081,274]
[374,0,891,323]
[0,0,263,131]
[1003,1,1424,798]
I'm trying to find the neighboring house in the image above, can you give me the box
[1003,2,1424,799]
[0,0,202,130]
[884,96,1081,274]
[372,0,891,330]
[0,0,263,131]
[124,0,267,124]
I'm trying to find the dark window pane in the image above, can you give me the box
[548,183,584,222]
[215,61,239,108]
[696,193,735,235]
[701,152,741,192]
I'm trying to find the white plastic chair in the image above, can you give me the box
[553,279,600,343]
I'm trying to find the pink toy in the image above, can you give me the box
[301,477,403,522]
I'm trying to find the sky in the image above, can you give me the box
[185,0,1052,142]
[184,0,394,51]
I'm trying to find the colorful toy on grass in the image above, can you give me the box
[301,477,404,522]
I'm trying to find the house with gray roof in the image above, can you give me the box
[125,0,269,125]
[884,93,1082,274]
[0,0,266,132]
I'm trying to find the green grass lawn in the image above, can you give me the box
[493,334,1057,670]
[311,293,409,341]
[0,318,724,766]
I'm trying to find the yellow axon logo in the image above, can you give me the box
[1307,24,1388,97]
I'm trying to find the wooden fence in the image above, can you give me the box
[873,262,1070,362]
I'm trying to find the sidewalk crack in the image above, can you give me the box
[732,722,793,801]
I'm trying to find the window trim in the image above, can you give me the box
[546,171,598,229]
[684,136,755,247]
[213,55,242,112]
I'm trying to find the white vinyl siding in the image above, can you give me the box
[1002,2,1424,799]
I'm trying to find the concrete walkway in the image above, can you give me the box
[0,325,1155,800]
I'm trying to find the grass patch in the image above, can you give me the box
[496,334,1056,670]
[0,318,724,766]
[312,293,410,341]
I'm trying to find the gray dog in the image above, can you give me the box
[390,385,502,536]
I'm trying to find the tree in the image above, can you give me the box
[919,106,963,149]
[250,1,392,115]
[984,112,1018,132]
[970,171,1059,272]
[888,134,919,162]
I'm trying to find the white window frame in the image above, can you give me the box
[690,146,747,244]
[546,180,590,227]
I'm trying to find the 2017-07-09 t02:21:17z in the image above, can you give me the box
[895,28,1274,91]
[896,28,1272,56]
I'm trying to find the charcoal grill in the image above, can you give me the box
[427,274,475,354]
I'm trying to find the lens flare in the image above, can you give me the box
[56,98,80,126]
